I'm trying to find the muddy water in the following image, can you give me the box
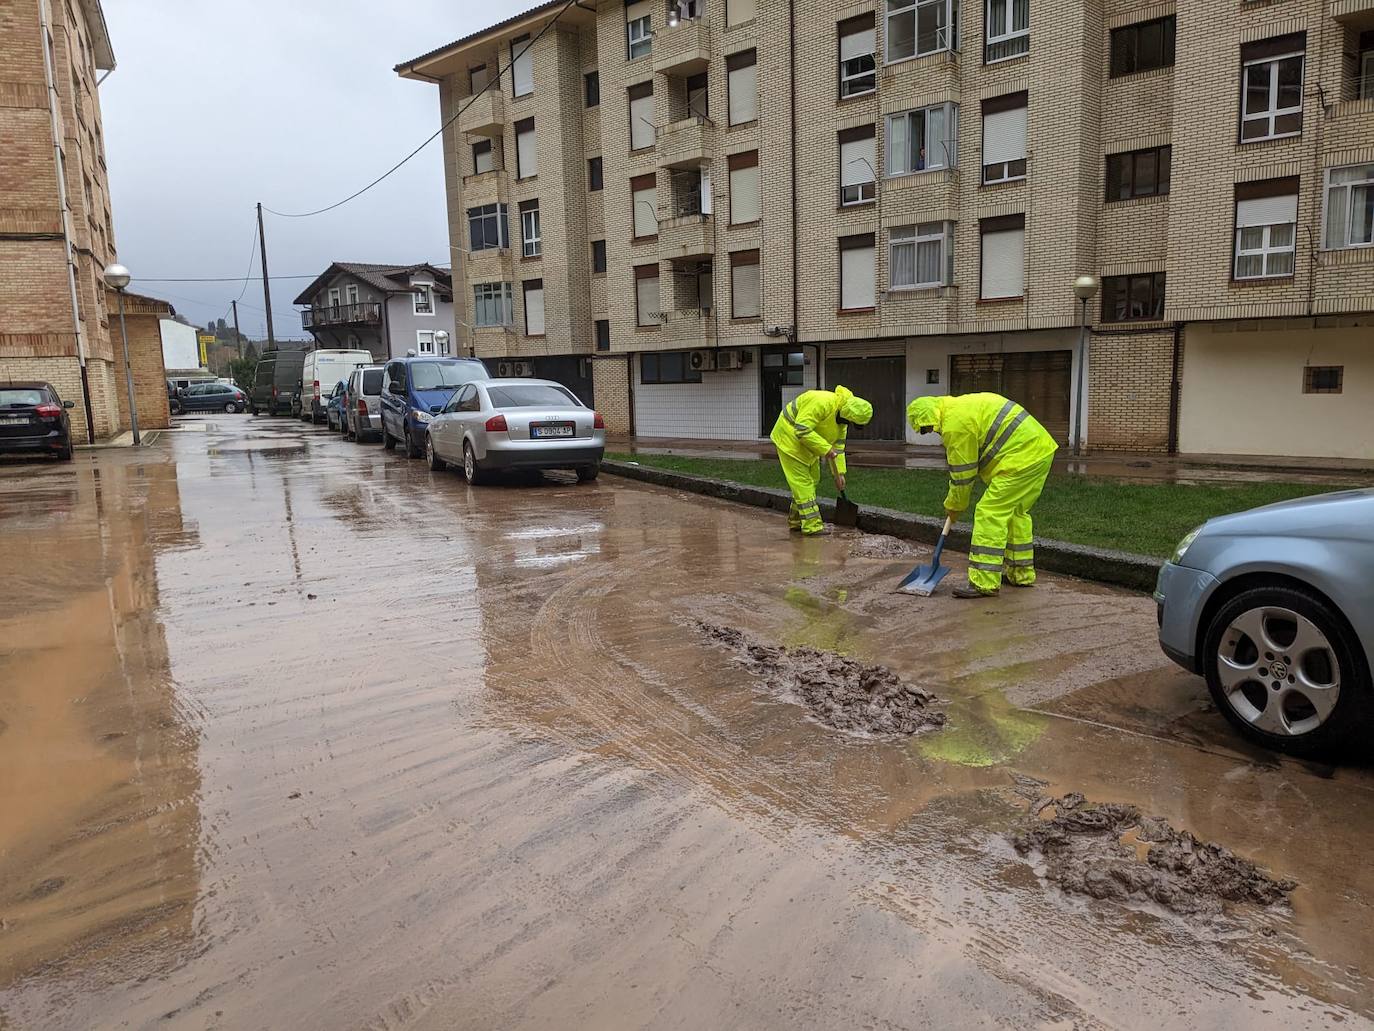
[2,417,1374,1029]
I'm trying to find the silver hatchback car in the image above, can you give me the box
[424,377,605,484]
[1156,489,1374,757]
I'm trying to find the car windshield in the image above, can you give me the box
[487,385,581,408]
[410,362,483,391]
[361,369,383,394]
[0,389,47,407]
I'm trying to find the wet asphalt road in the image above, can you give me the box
[2,414,1373,1030]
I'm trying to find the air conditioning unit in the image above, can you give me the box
[512,360,533,377]
[688,349,716,373]
[716,349,745,371]
[496,361,514,377]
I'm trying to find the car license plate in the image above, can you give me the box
[531,423,574,438]
[0,416,28,424]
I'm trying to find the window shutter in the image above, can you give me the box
[840,25,876,61]
[727,52,758,124]
[516,121,537,178]
[839,130,875,186]
[729,155,760,223]
[982,103,1026,165]
[629,88,655,150]
[636,273,660,326]
[839,237,875,309]
[512,36,534,96]
[728,0,756,26]
[625,0,653,23]
[1236,194,1297,227]
[470,65,491,94]
[632,178,658,236]
[980,225,1024,299]
[524,281,545,336]
[731,251,761,318]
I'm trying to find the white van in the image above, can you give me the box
[300,349,373,424]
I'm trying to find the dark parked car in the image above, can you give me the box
[0,382,76,461]
[324,380,348,431]
[249,348,307,416]
[172,382,248,414]
[380,356,488,458]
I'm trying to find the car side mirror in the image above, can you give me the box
[63,400,75,409]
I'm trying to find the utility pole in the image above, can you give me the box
[256,202,276,350]
[231,299,244,359]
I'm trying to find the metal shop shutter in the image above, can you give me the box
[824,354,906,441]
[950,350,1072,443]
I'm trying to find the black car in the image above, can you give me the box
[0,382,76,460]
[173,381,248,414]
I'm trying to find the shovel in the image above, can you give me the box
[897,515,953,596]
[829,456,859,528]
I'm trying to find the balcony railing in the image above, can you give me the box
[302,302,382,330]
[660,306,717,345]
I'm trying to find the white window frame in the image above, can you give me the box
[984,0,1029,62]
[889,222,953,291]
[838,22,876,98]
[412,281,434,316]
[468,203,509,251]
[417,330,437,355]
[1234,222,1296,279]
[840,131,876,206]
[885,103,959,177]
[1240,50,1305,143]
[345,284,359,305]
[627,14,652,60]
[885,0,955,65]
[473,282,514,327]
[521,203,542,257]
[328,287,341,308]
[981,101,1027,184]
[1322,164,1374,251]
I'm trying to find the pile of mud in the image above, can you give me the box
[1010,785,1296,916]
[695,622,945,736]
[845,533,915,559]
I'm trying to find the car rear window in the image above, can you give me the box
[410,362,485,390]
[0,389,48,406]
[362,369,383,394]
[487,385,581,408]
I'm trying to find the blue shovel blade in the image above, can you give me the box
[897,561,950,596]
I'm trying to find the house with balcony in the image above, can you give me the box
[293,262,457,362]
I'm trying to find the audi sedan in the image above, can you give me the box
[1156,489,1374,758]
[424,378,604,485]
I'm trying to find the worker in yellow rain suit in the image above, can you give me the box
[770,385,874,535]
[907,393,1057,598]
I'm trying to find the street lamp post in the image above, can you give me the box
[103,263,139,446]
[434,330,451,356]
[1071,274,1101,458]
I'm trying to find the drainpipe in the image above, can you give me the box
[1167,323,1182,455]
[39,0,95,443]
[788,0,799,348]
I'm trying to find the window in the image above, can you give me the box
[728,151,760,224]
[473,282,514,327]
[1101,272,1166,322]
[1234,179,1298,279]
[1240,35,1305,143]
[629,81,655,150]
[468,203,509,251]
[1105,146,1171,201]
[523,279,545,336]
[1362,34,1374,100]
[727,0,756,26]
[627,1,653,60]
[595,319,611,351]
[345,284,359,305]
[686,72,709,119]
[838,15,877,98]
[890,222,954,290]
[634,264,661,327]
[642,352,702,384]
[979,214,1025,299]
[981,92,1027,184]
[591,239,608,273]
[1323,164,1374,250]
[727,50,758,125]
[985,0,1029,63]
[585,70,600,107]
[520,200,541,257]
[511,34,534,97]
[1110,16,1175,76]
[839,234,875,310]
[632,173,658,238]
[515,118,537,178]
[328,287,341,308]
[730,250,761,318]
[472,138,495,175]
[469,64,491,95]
[1303,366,1343,394]
[413,282,435,315]
[588,156,604,191]
[417,330,437,355]
[839,126,876,205]
[886,102,959,175]
[885,0,956,63]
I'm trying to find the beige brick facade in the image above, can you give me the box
[400,0,1374,456]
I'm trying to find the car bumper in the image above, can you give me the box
[481,440,605,470]
[0,431,68,453]
[1154,561,1218,675]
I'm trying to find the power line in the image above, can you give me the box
[231,221,259,303]
[131,259,454,283]
[262,0,579,219]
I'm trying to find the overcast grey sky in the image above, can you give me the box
[101,0,529,339]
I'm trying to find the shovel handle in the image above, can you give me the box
[930,515,952,566]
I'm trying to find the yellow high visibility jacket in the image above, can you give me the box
[770,387,858,475]
[907,393,1058,513]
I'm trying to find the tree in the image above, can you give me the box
[228,354,258,393]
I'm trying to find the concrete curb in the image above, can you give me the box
[601,460,1163,593]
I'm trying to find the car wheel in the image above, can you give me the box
[576,463,600,482]
[463,441,487,485]
[426,435,447,472]
[405,426,423,459]
[169,398,184,416]
[224,401,238,414]
[1203,585,1371,758]
[58,444,74,461]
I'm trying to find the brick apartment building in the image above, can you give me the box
[398,0,1374,459]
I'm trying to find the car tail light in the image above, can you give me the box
[35,403,62,418]
[593,411,605,429]
[357,399,369,415]
[272,386,278,398]
[484,414,508,432]
[313,379,321,400]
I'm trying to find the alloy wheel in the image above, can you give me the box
[464,443,475,482]
[1216,605,1340,737]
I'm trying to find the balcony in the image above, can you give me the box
[464,246,513,281]
[660,307,717,347]
[653,17,711,76]
[302,302,382,330]
[658,116,715,168]
[659,214,714,260]
[458,89,504,136]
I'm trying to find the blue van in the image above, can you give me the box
[380,356,488,458]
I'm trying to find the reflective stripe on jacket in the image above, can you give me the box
[914,393,1058,513]
[770,387,854,474]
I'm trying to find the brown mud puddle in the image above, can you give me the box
[695,621,946,736]
[1010,780,1297,916]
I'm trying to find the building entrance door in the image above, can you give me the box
[950,350,1072,443]
[759,345,805,435]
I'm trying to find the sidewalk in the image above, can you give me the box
[607,436,1374,486]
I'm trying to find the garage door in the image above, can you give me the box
[824,355,906,441]
[950,350,1072,443]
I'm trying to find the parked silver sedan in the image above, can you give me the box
[1156,489,1374,758]
[425,378,605,485]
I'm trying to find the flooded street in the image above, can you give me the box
[3,415,1373,1029]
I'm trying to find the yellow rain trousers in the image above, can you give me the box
[907,393,1058,592]
[770,386,869,534]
